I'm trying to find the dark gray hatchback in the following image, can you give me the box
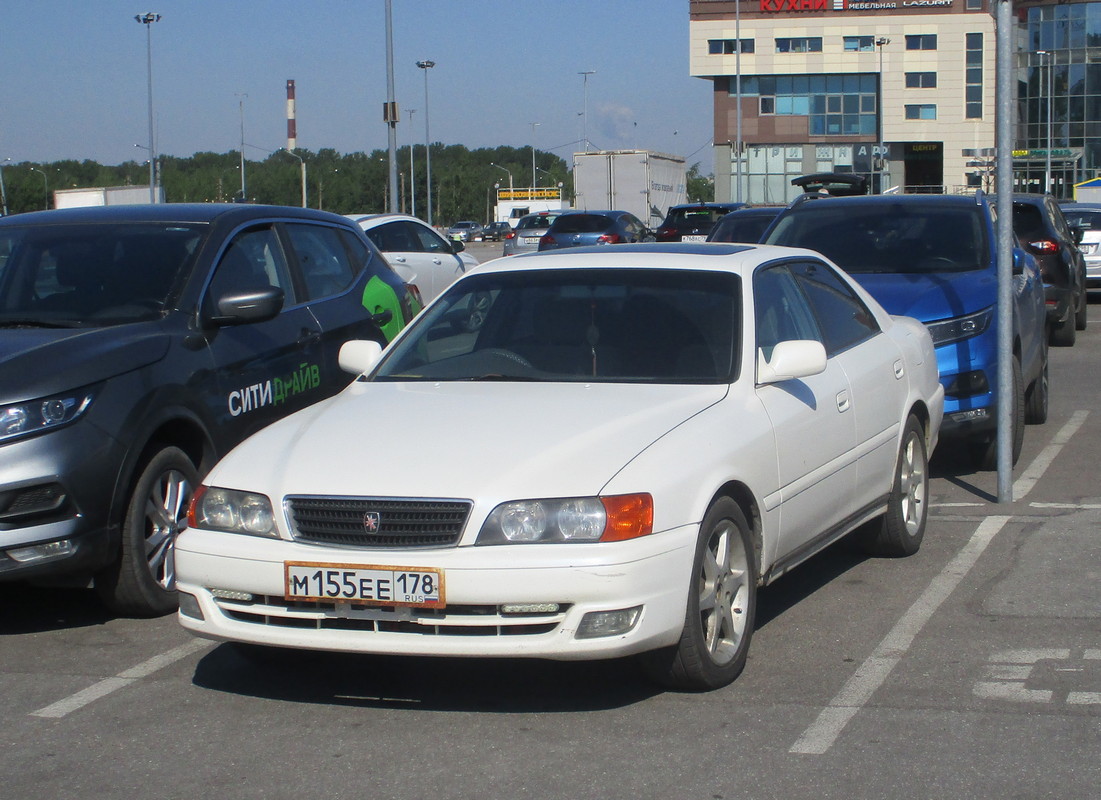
[0,204,414,615]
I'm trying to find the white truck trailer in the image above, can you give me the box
[53,185,164,208]
[494,187,567,227]
[572,150,686,228]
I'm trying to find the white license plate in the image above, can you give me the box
[522,236,541,244]
[284,561,444,606]
[1081,243,1097,254]
[682,235,707,243]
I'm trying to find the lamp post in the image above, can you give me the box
[236,93,247,201]
[490,162,513,190]
[284,148,307,207]
[535,166,554,187]
[407,108,416,217]
[1037,50,1054,195]
[1,157,11,216]
[875,37,891,193]
[578,70,596,151]
[529,122,541,188]
[30,166,48,210]
[135,12,161,203]
[416,60,435,225]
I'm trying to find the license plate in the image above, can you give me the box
[1081,243,1097,254]
[522,236,541,244]
[284,561,444,606]
[682,234,707,243]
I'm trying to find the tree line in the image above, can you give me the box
[1,144,714,221]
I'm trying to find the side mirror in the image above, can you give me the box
[450,239,466,254]
[206,286,284,326]
[756,339,827,385]
[339,339,383,376]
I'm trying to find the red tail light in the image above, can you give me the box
[540,233,554,245]
[504,231,516,240]
[596,233,622,244]
[1029,239,1060,254]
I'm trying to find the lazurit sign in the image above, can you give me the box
[759,0,954,9]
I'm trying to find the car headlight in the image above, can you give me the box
[0,388,95,444]
[476,493,653,545]
[924,306,993,346]
[187,485,277,537]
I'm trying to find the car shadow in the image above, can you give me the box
[191,642,662,712]
[930,442,998,503]
[0,581,115,634]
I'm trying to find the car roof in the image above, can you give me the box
[346,212,427,228]
[482,242,825,275]
[786,193,986,210]
[1,203,354,228]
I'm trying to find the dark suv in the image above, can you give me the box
[654,202,744,242]
[1011,193,1088,346]
[764,193,1048,468]
[0,204,415,615]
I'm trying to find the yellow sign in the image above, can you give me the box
[497,188,561,200]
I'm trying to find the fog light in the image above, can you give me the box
[576,606,642,639]
[210,588,255,602]
[6,539,74,564]
[178,591,204,620]
[501,603,561,615]
[949,408,989,423]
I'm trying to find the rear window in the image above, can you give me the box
[1062,210,1101,230]
[666,207,727,227]
[552,214,613,234]
[517,215,557,231]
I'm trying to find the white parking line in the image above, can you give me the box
[30,639,211,719]
[790,515,1009,755]
[1013,410,1089,500]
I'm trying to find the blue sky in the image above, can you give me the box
[1,1,715,172]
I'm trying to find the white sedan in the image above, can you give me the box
[176,243,944,691]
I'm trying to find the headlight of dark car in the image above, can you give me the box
[0,388,96,444]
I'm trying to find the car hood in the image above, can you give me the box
[849,270,996,323]
[209,381,728,502]
[0,323,170,404]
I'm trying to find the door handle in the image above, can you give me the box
[394,256,407,263]
[297,327,321,345]
[894,359,905,379]
[836,390,851,413]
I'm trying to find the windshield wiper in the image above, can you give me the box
[0,318,83,329]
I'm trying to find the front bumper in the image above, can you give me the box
[176,525,696,660]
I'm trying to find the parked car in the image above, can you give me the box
[446,221,484,242]
[0,204,415,615]
[177,242,944,691]
[1060,201,1101,289]
[708,206,785,244]
[537,210,653,251]
[1011,194,1088,346]
[481,221,512,242]
[502,211,561,256]
[654,202,744,242]
[347,213,477,306]
[764,193,1048,468]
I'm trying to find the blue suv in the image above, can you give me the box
[764,193,1048,468]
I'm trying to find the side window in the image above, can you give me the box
[337,229,388,282]
[207,225,293,304]
[285,223,356,301]
[408,221,450,254]
[753,264,821,361]
[788,260,879,355]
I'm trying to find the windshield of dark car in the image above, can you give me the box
[552,214,613,234]
[374,268,739,383]
[766,202,987,274]
[0,222,204,325]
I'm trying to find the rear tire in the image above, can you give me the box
[95,446,198,617]
[856,415,927,557]
[1075,287,1088,331]
[1024,343,1049,425]
[640,498,756,691]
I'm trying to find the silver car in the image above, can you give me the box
[1060,202,1101,288]
[446,221,483,242]
[502,211,562,256]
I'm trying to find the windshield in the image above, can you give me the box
[0,222,204,326]
[766,203,987,274]
[375,268,739,383]
[553,214,614,234]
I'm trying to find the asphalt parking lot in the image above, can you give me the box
[2,288,1099,800]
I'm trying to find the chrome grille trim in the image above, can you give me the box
[285,495,472,548]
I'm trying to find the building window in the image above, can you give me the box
[905,104,938,120]
[739,74,877,136]
[776,37,823,53]
[965,33,983,118]
[965,0,982,9]
[709,38,754,55]
[905,34,938,51]
[905,72,937,88]
[844,36,874,52]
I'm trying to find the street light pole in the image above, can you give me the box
[578,70,596,152]
[30,166,48,210]
[1,157,12,216]
[1037,50,1054,195]
[284,148,307,207]
[236,93,247,201]
[530,122,541,188]
[490,163,513,190]
[416,60,435,226]
[135,12,161,203]
[407,108,416,217]
[875,37,891,193]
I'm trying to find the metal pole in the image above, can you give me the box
[384,0,399,213]
[135,13,160,203]
[416,60,435,226]
[407,108,416,217]
[530,122,540,189]
[995,0,1014,502]
[237,94,247,201]
[876,37,891,193]
[0,159,9,216]
[30,166,48,210]
[735,0,742,203]
[579,70,596,152]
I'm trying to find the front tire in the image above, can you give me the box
[856,415,928,557]
[96,446,198,617]
[973,356,1024,470]
[641,498,756,691]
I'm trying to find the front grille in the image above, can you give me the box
[286,496,472,548]
[0,483,70,525]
